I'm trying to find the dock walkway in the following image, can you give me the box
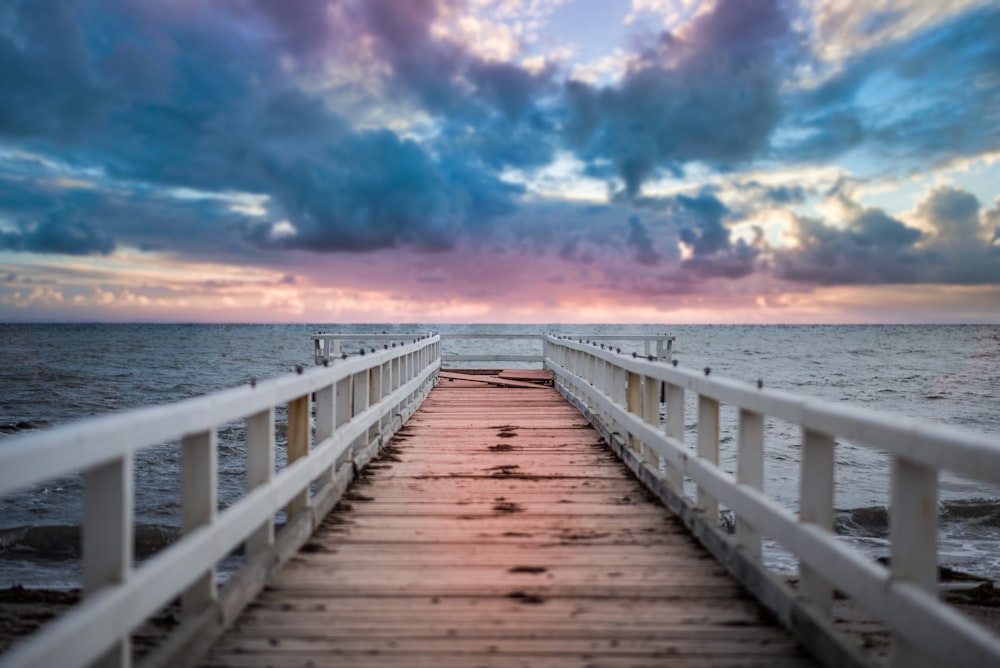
[199,377,813,667]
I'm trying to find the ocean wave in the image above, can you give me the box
[0,524,180,561]
[834,499,1000,538]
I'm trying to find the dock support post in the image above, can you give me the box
[246,408,275,556]
[889,456,938,668]
[697,395,720,525]
[736,409,764,560]
[83,455,133,668]
[182,429,218,618]
[286,394,311,521]
[800,429,834,613]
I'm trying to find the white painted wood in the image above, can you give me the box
[799,429,835,614]
[245,408,274,556]
[181,429,217,618]
[83,455,133,668]
[0,338,440,497]
[663,382,685,492]
[442,354,543,362]
[544,336,1000,482]
[736,409,764,561]
[314,385,335,488]
[641,374,660,469]
[890,456,939,668]
[0,340,441,668]
[352,369,369,453]
[697,395,720,524]
[8,331,1000,668]
[626,370,641,452]
[286,394,311,521]
[549,357,1000,666]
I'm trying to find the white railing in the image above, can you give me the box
[543,334,1000,668]
[0,335,442,668]
[312,331,674,367]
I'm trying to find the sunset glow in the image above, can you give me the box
[1,0,998,323]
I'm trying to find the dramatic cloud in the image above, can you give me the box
[0,212,115,256]
[774,186,1000,286]
[626,215,660,266]
[563,0,793,195]
[783,4,1000,165]
[0,0,998,322]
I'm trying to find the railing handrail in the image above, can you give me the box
[312,331,675,367]
[0,335,442,668]
[0,336,438,497]
[547,336,999,478]
[543,334,1000,667]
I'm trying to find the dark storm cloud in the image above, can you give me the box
[1,0,998,300]
[917,187,1000,284]
[563,0,794,195]
[250,127,523,252]
[0,0,107,140]
[774,207,923,285]
[0,212,115,255]
[626,216,660,266]
[0,0,524,256]
[357,0,558,171]
[659,191,762,279]
[774,187,1000,285]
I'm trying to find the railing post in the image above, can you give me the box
[246,408,275,556]
[286,394,311,521]
[352,370,369,453]
[663,382,684,492]
[736,409,764,560]
[800,429,835,613]
[335,375,353,470]
[641,375,661,470]
[610,363,626,438]
[315,384,335,488]
[368,365,382,443]
[889,456,939,668]
[83,454,133,668]
[379,360,391,435]
[626,371,642,454]
[697,395,720,524]
[182,429,217,618]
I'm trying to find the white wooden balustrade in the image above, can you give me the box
[0,335,441,668]
[3,330,999,668]
[543,334,1000,668]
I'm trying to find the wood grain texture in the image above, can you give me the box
[198,381,814,667]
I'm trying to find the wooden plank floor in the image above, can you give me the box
[199,379,815,667]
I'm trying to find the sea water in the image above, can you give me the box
[0,323,997,587]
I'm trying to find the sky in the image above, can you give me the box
[1,0,999,324]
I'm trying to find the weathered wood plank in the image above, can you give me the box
[438,371,550,389]
[198,379,814,668]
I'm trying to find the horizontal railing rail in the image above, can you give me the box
[312,332,675,367]
[0,335,442,668]
[543,334,1000,668]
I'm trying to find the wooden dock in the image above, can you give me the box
[198,377,814,667]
